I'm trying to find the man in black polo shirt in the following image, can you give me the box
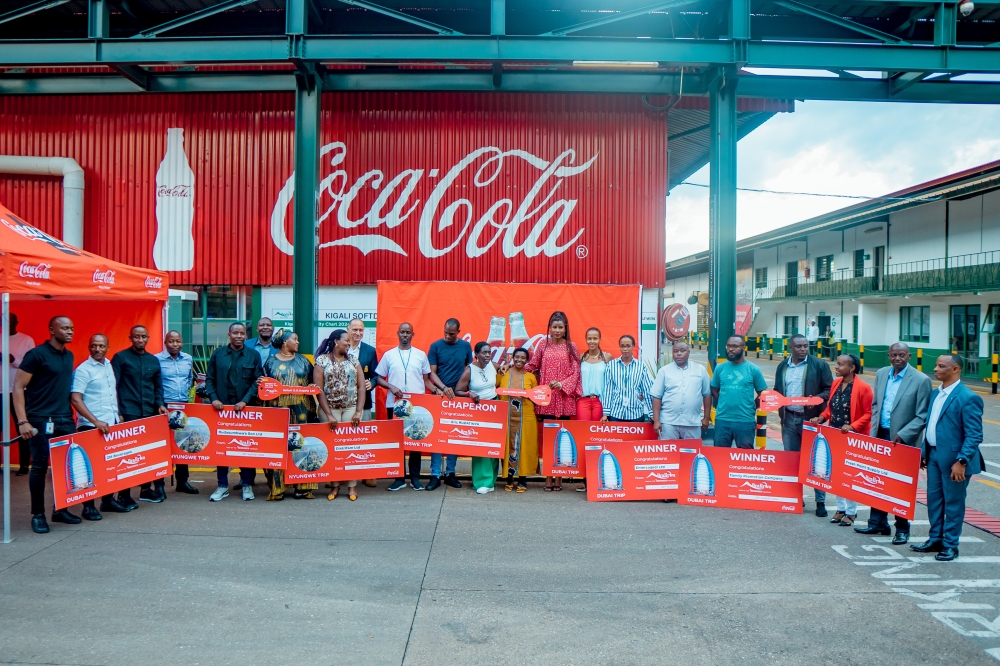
[111,325,168,506]
[12,316,81,534]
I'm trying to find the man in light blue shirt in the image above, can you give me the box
[650,342,710,440]
[246,317,276,363]
[880,360,908,430]
[70,334,123,518]
[156,330,199,495]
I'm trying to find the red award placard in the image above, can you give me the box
[541,421,657,478]
[49,415,172,509]
[800,424,920,520]
[168,402,289,469]
[285,421,405,483]
[584,440,683,502]
[677,446,803,514]
[396,393,508,458]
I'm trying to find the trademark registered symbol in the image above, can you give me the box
[576,245,588,259]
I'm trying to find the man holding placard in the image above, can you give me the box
[773,334,832,516]
[856,343,930,544]
[650,342,710,441]
[911,354,984,561]
[711,336,767,449]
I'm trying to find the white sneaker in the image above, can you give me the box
[242,485,255,501]
[476,486,494,494]
[209,487,229,502]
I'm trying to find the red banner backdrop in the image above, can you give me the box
[285,421,405,484]
[800,424,920,520]
[677,446,803,514]
[541,420,656,479]
[49,416,172,509]
[375,281,641,364]
[168,403,289,469]
[584,440,683,502]
[398,393,508,458]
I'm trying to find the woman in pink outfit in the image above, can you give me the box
[524,311,581,491]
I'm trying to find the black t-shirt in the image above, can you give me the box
[19,341,74,420]
[428,338,474,389]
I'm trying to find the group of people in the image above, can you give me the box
[9,312,988,560]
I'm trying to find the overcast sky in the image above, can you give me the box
[665,100,1000,261]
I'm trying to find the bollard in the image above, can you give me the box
[859,345,865,374]
[782,337,788,357]
[993,353,998,395]
[916,348,923,372]
[755,410,767,449]
[768,335,773,361]
[756,336,761,359]
[816,339,822,358]
[836,341,842,357]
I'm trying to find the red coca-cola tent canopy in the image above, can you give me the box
[0,202,169,542]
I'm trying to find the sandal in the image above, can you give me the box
[516,484,527,493]
[575,483,586,493]
[830,511,846,524]
[544,479,554,492]
[349,488,358,501]
[505,482,515,492]
[327,487,340,501]
[840,515,856,526]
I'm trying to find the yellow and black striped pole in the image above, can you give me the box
[755,410,767,449]
[782,337,788,358]
[816,339,822,358]
[916,348,923,372]
[859,345,865,374]
[836,341,842,357]
[992,352,998,395]
[756,336,761,359]
[768,335,773,361]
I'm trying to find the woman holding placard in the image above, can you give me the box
[810,353,873,526]
[314,329,365,501]
[496,347,539,493]
[456,341,501,494]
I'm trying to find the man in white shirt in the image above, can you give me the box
[806,320,820,355]
[376,322,434,492]
[70,334,128,518]
[650,342,711,440]
[7,313,35,474]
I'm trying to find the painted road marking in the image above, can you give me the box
[872,536,984,544]
[908,556,1000,563]
[886,580,1000,588]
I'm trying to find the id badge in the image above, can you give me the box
[45,419,54,435]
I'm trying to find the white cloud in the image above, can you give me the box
[666,101,1000,261]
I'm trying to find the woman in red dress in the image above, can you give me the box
[524,311,581,491]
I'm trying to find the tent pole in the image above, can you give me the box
[3,292,11,544]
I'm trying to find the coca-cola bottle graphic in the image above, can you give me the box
[488,316,507,363]
[510,312,529,349]
[153,128,195,271]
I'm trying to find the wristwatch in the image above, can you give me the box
[957,457,968,466]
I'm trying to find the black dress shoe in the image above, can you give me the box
[891,532,910,545]
[81,505,102,521]
[100,498,129,513]
[155,487,168,501]
[443,473,462,489]
[176,480,200,495]
[118,493,138,511]
[936,547,959,561]
[31,514,49,533]
[51,509,82,525]
[815,502,828,517]
[139,488,164,503]
[425,476,442,491]
[16,467,29,476]
[910,539,944,553]
[854,525,892,536]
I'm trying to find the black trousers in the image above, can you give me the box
[77,424,112,508]
[387,412,422,480]
[868,426,911,533]
[115,413,167,494]
[26,417,74,515]
[11,394,30,469]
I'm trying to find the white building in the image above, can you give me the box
[665,160,1000,376]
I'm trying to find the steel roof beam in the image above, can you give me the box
[538,0,700,37]
[0,0,70,26]
[133,0,259,39]
[333,0,463,36]
[772,0,908,44]
[891,70,928,95]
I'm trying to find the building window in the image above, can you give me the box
[755,267,768,288]
[900,306,930,343]
[854,249,865,278]
[816,255,834,282]
[852,315,859,344]
[784,316,799,336]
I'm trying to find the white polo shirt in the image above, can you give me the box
[375,346,431,408]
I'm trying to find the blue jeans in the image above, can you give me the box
[217,466,256,488]
[430,454,457,477]
[713,419,755,449]
[781,411,826,504]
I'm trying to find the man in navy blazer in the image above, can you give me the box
[911,354,984,561]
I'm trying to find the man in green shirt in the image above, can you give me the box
[710,336,767,448]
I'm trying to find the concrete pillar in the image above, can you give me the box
[292,69,321,353]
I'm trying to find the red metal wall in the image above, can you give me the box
[0,92,667,287]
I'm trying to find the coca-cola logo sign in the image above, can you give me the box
[18,261,51,280]
[144,276,163,289]
[271,142,598,260]
[156,185,191,198]
[93,268,116,285]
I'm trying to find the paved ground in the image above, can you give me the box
[3,353,1000,665]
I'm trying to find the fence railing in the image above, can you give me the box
[755,250,1000,301]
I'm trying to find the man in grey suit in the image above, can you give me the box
[855,342,931,544]
[911,354,984,561]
